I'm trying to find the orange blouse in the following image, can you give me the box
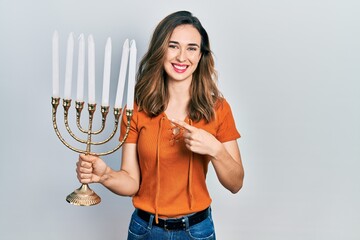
[120,98,240,220]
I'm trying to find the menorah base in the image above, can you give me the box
[66,184,101,206]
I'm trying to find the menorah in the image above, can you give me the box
[51,31,136,206]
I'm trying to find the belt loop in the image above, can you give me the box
[183,216,190,230]
[147,214,154,230]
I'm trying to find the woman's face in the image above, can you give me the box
[163,24,202,83]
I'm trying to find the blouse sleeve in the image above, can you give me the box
[215,99,241,143]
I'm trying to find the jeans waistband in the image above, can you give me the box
[136,207,209,230]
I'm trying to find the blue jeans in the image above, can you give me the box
[127,208,216,240]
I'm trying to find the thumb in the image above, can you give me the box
[79,153,98,163]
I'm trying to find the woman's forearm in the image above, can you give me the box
[211,141,244,193]
[100,167,139,196]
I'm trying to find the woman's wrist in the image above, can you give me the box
[99,166,111,184]
[210,141,225,161]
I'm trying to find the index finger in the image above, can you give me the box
[170,119,195,132]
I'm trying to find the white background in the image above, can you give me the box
[0,0,359,239]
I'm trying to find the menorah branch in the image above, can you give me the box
[52,97,86,154]
[75,101,86,133]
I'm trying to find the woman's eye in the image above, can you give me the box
[169,44,178,49]
[188,47,197,51]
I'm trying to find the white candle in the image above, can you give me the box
[64,32,75,100]
[88,35,96,104]
[127,40,137,110]
[52,30,60,98]
[114,39,129,108]
[76,34,85,102]
[101,37,112,106]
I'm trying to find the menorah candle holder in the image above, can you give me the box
[51,97,133,206]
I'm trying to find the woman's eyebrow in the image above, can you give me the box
[169,41,200,48]
[188,43,200,48]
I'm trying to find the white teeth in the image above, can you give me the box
[173,64,187,70]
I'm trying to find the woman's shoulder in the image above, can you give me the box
[214,97,232,114]
[131,101,163,123]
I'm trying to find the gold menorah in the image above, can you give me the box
[51,31,136,206]
[51,97,133,206]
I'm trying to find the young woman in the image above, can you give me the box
[76,10,244,240]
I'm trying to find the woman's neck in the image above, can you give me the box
[165,80,191,120]
[167,79,191,103]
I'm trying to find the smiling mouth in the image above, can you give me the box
[172,63,188,73]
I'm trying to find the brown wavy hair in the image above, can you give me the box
[135,11,221,122]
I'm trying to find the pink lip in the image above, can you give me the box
[172,63,188,73]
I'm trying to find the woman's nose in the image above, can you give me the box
[176,48,186,62]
